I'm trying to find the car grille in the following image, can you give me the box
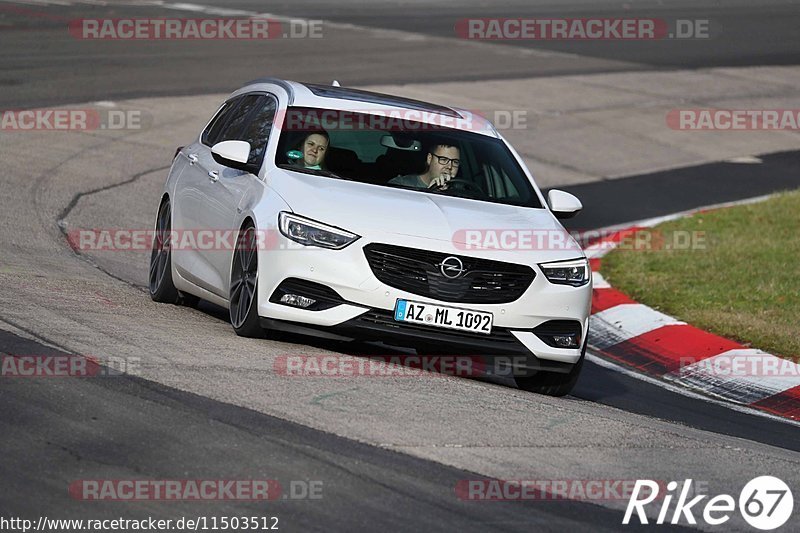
[363,243,535,304]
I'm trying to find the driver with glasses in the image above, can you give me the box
[388,143,460,190]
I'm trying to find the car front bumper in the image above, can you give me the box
[256,234,592,368]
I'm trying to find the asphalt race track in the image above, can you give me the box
[1,1,799,531]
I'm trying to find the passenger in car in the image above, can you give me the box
[291,129,329,170]
[387,144,460,190]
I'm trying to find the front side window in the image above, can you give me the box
[202,97,242,146]
[202,94,278,172]
[238,96,278,169]
[214,94,261,144]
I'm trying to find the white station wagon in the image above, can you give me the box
[150,78,591,395]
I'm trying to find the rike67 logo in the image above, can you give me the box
[624,476,793,530]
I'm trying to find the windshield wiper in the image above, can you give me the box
[278,164,353,181]
[385,182,452,196]
[384,182,422,191]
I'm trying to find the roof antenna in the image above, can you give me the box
[332,80,341,87]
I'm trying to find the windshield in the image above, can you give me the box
[274,107,543,208]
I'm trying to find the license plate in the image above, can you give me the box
[394,299,493,335]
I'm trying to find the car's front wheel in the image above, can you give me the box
[229,222,264,338]
[514,340,586,397]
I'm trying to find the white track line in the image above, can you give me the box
[590,304,685,349]
[667,349,800,404]
[586,351,800,428]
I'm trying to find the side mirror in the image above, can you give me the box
[211,140,252,171]
[548,189,583,219]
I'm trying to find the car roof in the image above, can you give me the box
[238,77,499,137]
[302,83,460,117]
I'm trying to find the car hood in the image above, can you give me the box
[269,169,584,261]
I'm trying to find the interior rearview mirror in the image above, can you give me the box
[380,135,422,151]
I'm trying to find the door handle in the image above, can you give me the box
[208,170,219,182]
[187,154,198,164]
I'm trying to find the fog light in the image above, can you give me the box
[552,334,578,348]
[280,294,316,308]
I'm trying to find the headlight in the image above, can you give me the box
[278,212,360,250]
[538,258,590,287]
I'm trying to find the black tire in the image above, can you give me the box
[229,222,264,338]
[514,339,587,397]
[149,200,201,307]
[149,200,180,303]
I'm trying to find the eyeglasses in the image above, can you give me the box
[430,153,460,167]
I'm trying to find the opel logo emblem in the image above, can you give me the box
[439,256,466,279]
